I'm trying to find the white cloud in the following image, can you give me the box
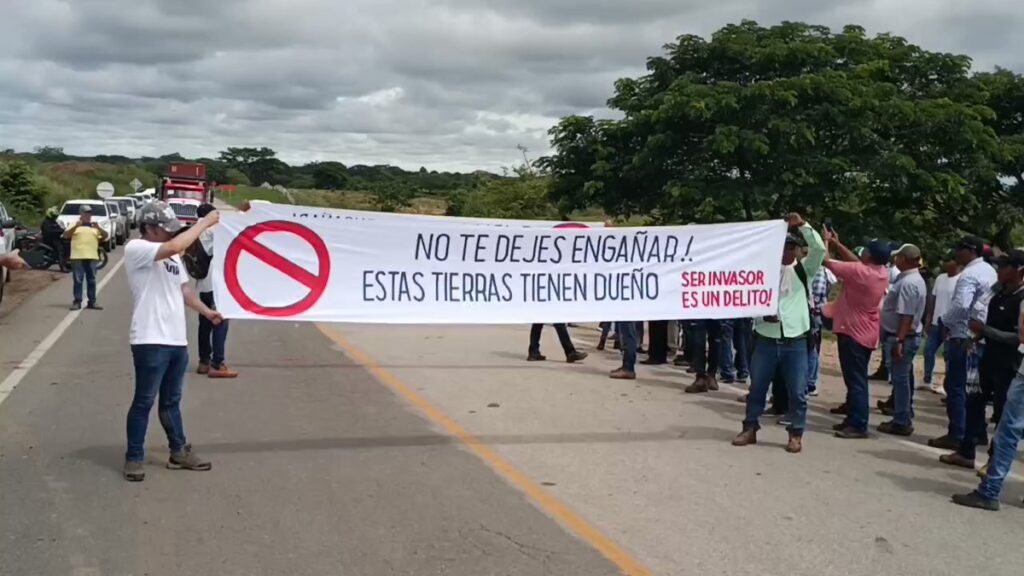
[0,0,1020,171]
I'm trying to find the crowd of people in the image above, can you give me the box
[530,213,1024,512]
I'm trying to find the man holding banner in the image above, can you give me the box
[733,214,825,454]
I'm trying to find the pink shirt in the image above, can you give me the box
[827,260,890,349]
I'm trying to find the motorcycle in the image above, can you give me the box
[15,228,108,272]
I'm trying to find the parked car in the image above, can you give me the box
[110,196,138,229]
[105,200,128,245]
[0,200,19,302]
[58,200,116,252]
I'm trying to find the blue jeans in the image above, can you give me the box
[744,335,809,434]
[888,334,921,426]
[978,374,1024,500]
[71,260,97,304]
[838,334,872,432]
[600,322,613,339]
[126,345,189,462]
[198,291,229,366]
[923,321,945,385]
[808,319,823,392]
[944,338,970,441]
[719,319,751,380]
[617,321,638,372]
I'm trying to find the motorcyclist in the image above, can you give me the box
[40,207,64,258]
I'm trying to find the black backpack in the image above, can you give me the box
[183,239,212,280]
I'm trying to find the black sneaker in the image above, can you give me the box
[951,491,999,511]
[877,420,914,437]
[527,353,547,362]
[70,302,82,311]
[835,427,870,439]
[566,351,588,364]
[673,356,688,367]
[86,303,103,311]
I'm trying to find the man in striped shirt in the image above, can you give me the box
[930,236,998,450]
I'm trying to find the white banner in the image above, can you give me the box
[212,211,786,324]
[245,201,605,229]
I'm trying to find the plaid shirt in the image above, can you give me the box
[810,267,834,314]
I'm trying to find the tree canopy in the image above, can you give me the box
[541,20,1024,251]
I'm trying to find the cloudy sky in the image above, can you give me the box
[1,0,1020,172]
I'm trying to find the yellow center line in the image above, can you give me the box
[316,324,652,576]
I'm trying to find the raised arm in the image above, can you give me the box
[154,211,219,262]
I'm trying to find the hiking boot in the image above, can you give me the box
[786,434,803,454]
[609,368,636,380]
[732,428,758,447]
[526,353,547,362]
[869,367,889,382]
[829,403,848,415]
[939,453,975,470]
[834,427,869,440]
[123,460,145,482]
[705,376,719,391]
[70,302,82,311]
[208,363,239,379]
[951,491,999,511]
[566,351,588,364]
[928,435,960,450]
[684,376,710,394]
[167,445,212,471]
[86,302,103,311]
[197,361,211,375]
[877,420,914,437]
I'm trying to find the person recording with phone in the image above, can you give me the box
[62,204,108,310]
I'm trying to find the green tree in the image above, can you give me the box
[312,161,349,190]
[372,182,415,212]
[224,168,251,186]
[0,161,45,215]
[461,176,559,220]
[218,147,292,185]
[542,21,1007,254]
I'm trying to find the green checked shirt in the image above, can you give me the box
[754,224,825,340]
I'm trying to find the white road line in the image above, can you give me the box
[892,436,1024,483]
[0,257,126,407]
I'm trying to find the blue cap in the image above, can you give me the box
[867,240,891,266]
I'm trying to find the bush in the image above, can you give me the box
[460,177,559,220]
[0,161,46,217]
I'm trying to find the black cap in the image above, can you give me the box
[953,236,986,256]
[992,249,1024,269]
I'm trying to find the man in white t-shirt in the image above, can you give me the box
[921,254,961,394]
[123,201,222,482]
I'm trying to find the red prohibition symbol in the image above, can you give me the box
[223,220,331,317]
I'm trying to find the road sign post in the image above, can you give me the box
[96,181,115,199]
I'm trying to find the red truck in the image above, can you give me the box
[159,162,214,224]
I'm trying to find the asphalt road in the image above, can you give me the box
[2,251,1024,575]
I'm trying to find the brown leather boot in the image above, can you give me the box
[684,375,710,394]
[732,428,757,447]
[705,375,719,391]
[786,434,803,454]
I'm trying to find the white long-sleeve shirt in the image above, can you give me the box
[942,257,997,339]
